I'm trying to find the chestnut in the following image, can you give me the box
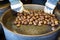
[39,21,43,24]
[38,23,42,26]
[23,16,26,19]
[35,20,38,23]
[45,15,48,18]
[14,9,59,28]
[33,21,37,25]
[16,24,20,27]
[30,13,34,17]
[23,12,27,16]
[30,18,33,22]
[43,20,47,24]
[29,21,33,25]
[35,16,39,19]
[21,21,24,24]
[14,21,18,25]
[32,16,36,20]
[27,15,31,19]
[24,21,28,25]
[54,20,59,25]
[34,13,38,16]
[51,24,55,27]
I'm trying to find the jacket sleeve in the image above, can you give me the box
[9,0,24,13]
[44,0,59,14]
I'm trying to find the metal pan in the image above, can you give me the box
[0,4,60,40]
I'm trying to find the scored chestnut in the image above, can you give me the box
[14,9,59,28]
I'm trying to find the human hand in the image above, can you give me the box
[44,0,59,14]
[9,0,24,13]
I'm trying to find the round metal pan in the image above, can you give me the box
[0,4,60,40]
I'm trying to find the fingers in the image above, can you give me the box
[9,0,24,13]
[23,9,30,14]
[44,0,59,14]
[44,6,53,14]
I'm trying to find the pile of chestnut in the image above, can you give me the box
[14,10,59,27]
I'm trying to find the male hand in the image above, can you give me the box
[44,0,59,14]
[9,0,24,13]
